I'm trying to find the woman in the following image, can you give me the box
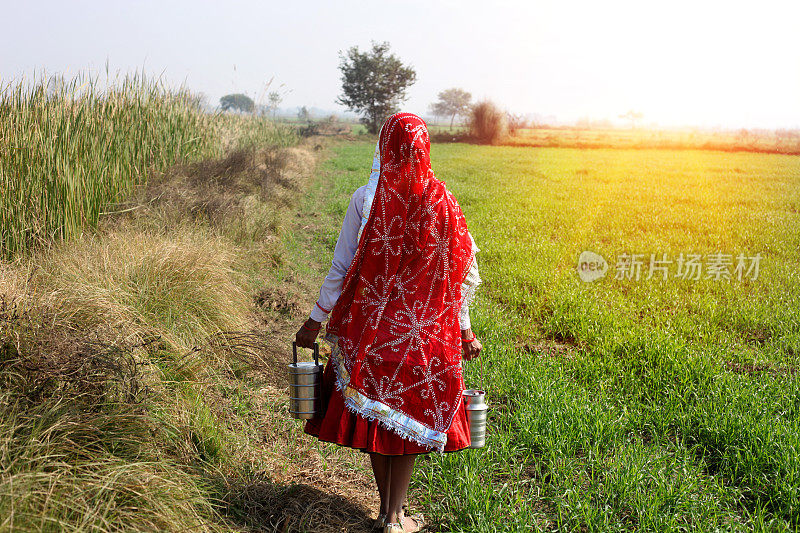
[295,112,481,533]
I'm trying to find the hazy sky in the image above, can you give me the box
[3,0,799,128]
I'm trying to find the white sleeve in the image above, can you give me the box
[309,186,367,322]
[459,233,481,330]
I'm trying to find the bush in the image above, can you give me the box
[469,101,508,144]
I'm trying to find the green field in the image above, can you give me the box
[3,79,800,531]
[318,141,800,531]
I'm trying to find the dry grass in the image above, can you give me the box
[0,394,225,533]
[0,223,253,530]
[0,135,389,532]
[129,145,316,246]
[207,384,379,532]
[34,229,248,353]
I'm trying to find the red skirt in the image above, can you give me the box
[304,359,471,455]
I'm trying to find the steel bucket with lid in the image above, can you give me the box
[462,355,488,448]
[288,342,323,419]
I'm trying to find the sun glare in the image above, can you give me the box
[511,0,800,127]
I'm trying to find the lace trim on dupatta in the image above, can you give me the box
[324,332,450,452]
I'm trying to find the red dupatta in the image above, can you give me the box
[325,113,474,451]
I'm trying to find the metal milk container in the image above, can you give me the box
[288,342,323,419]
[463,388,488,448]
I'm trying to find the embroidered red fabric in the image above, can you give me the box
[304,359,471,454]
[324,113,475,450]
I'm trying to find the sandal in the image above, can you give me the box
[406,513,425,532]
[376,500,408,529]
[383,513,424,533]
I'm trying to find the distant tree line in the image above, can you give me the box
[219,91,284,116]
[220,40,527,145]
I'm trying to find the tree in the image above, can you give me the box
[268,91,282,117]
[506,112,529,135]
[429,88,472,130]
[337,41,417,134]
[619,110,644,129]
[220,93,254,113]
[297,105,311,123]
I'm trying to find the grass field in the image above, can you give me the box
[317,141,800,531]
[0,74,333,532]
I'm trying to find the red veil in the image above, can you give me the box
[325,113,474,451]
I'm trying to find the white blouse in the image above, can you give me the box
[309,184,481,329]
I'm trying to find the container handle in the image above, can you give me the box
[478,351,487,390]
[292,341,320,365]
[465,349,487,391]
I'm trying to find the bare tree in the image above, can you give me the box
[506,113,529,135]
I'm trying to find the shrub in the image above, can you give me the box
[299,120,320,137]
[469,101,508,144]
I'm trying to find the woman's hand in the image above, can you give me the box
[461,328,482,361]
[295,318,321,348]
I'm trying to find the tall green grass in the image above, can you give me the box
[0,72,296,258]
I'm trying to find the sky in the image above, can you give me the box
[2,0,799,129]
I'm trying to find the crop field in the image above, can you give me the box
[505,127,800,155]
[319,141,800,531]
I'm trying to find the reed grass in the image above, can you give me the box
[0,75,309,531]
[0,393,226,533]
[0,72,296,259]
